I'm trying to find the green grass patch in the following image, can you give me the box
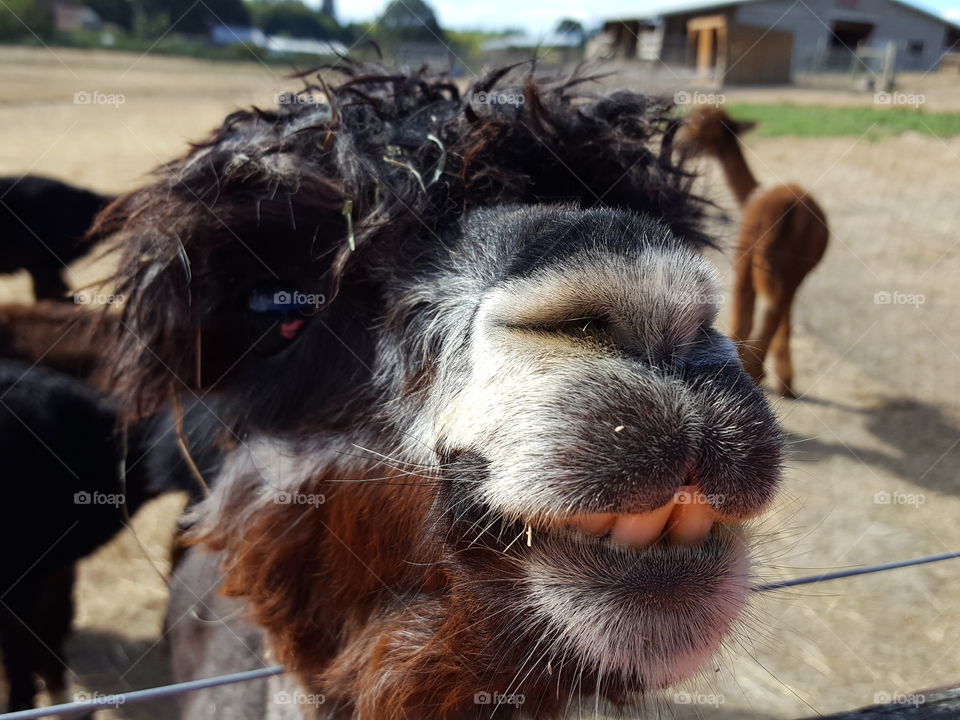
[722,102,960,139]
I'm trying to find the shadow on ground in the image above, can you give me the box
[67,629,176,719]
[784,394,960,496]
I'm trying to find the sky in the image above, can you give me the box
[333,0,960,34]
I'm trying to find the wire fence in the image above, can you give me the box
[2,550,959,720]
[0,667,285,720]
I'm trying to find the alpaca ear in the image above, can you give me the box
[734,120,758,135]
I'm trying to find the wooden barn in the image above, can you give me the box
[685,13,794,83]
[598,0,960,84]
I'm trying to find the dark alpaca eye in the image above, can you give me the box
[548,316,612,343]
[507,315,614,347]
[246,286,316,356]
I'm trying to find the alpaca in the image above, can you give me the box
[0,301,117,380]
[0,361,217,715]
[0,176,110,301]
[91,66,784,719]
[0,298,220,717]
[681,107,828,398]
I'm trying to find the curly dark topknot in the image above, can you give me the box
[91,62,708,419]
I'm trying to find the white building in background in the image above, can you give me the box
[600,0,960,75]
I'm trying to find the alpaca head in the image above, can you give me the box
[93,67,782,718]
[679,107,758,156]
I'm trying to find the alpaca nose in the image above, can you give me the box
[533,360,705,514]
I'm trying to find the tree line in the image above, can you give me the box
[0,0,456,46]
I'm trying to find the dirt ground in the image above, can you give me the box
[0,46,959,719]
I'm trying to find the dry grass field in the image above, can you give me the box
[1,45,959,719]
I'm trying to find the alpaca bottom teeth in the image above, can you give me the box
[551,487,717,549]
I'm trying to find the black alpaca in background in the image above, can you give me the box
[0,361,220,715]
[0,176,111,300]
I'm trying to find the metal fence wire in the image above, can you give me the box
[1,550,959,720]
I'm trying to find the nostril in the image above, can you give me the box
[561,377,703,514]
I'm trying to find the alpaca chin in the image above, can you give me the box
[522,526,750,691]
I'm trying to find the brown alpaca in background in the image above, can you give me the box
[682,107,828,397]
[0,301,116,380]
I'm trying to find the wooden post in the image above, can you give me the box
[687,15,727,80]
[697,28,714,76]
[881,40,897,91]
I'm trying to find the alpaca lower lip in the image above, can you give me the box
[523,524,751,621]
[521,525,751,690]
[528,522,745,578]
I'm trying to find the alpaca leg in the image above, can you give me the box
[740,287,794,386]
[729,252,756,344]
[33,567,76,711]
[0,597,39,711]
[31,268,70,302]
[770,306,796,398]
